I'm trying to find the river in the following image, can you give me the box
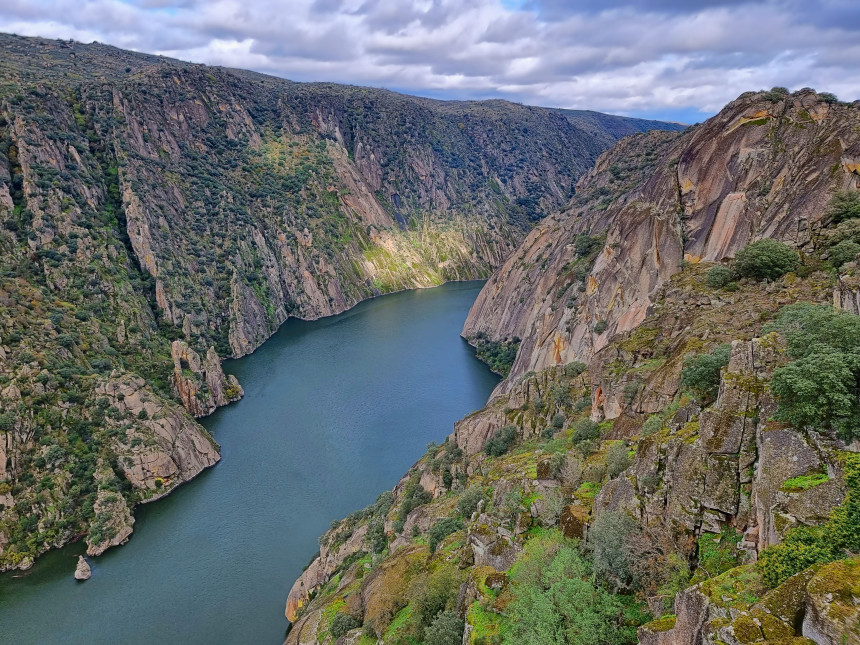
[0,281,499,644]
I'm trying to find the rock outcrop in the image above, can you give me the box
[74,555,91,581]
[170,341,243,417]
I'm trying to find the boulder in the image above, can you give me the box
[802,557,860,645]
[74,555,91,581]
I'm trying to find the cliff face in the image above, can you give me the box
[284,90,860,645]
[463,89,860,391]
[0,33,681,570]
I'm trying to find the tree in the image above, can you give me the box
[330,612,361,639]
[705,265,734,289]
[428,517,464,553]
[770,347,860,439]
[589,510,638,590]
[606,442,631,479]
[457,485,486,518]
[829,239,860,267]
[572,418,600,443]
[765,303,860,440]
[680,343,731,403]
[733,239,798,280]
[484,425,517,457]
[504,531,632,645]
[825,190,860,223]
[424,612,464,645]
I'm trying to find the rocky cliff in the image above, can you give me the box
[284,90,860,645]
[463,88,860,392]
[0,32,680,570]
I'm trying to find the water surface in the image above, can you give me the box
[0,282,499,644]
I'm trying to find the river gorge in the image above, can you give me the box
[0,282,498,644]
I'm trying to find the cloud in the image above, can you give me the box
[0,0,857,121]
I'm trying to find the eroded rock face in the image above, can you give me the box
[97,375,220,497]
[170,341,243,417]
[465,90,860,393]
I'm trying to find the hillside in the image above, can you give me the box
[285,89,860,645]
[0,32,683,571]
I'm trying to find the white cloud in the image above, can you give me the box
[1,0,858,121]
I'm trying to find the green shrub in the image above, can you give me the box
[589,510,638,590]
[593,320,608,334]
[818,91,838,104]
[680,343,731,402]
[828,239,860,267]
[549,452,566,479]
[428,518,464,553]
[504,530,633,645]
[424,611,464,645]
[765,303,860,440]
[606,442,631,478]
[770,348,860,438]
[757,526,835,588]
[825,190,860,223]
[622,380,640,404]
[564,361,587,378]
[696,526,742,580]
[484,425,517,457]
[733,239,798,280]
[641,415,662,436]
[457,486,486,518]
[551,413,566,429]
[705,265,734,289]
[762,86,790,102]
[330,612,361,639]
[572,418,600,443]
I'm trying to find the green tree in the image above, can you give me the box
[705,265,734,288]
[770,347,860,439]
[572,418,600,443]
[589,510,638,590]
[504,531,633,645]
[606,442,631,479]
[680,343,731,403]
[424,612,464,645]
[733,239,798,280]
[484,425,517,457]
[428,517,464,553]
[825,190,860,223]
[829,239,860,268]
[330,612,361,639]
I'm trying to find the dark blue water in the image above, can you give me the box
[0,282,498,644]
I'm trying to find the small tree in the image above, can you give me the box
[572,418,600,443]
[589,510,638,590]
[826,190,860,223]
[829,239,860,267]
[330,613,361,639]
[424,611,464,645]
[680,343,732,403]
[705,265,734,289]
[733,239,798,280]
[457,485,485,518]
[484,425,517,457]
[606,442,631,478]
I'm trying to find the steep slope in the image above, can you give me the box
[463,88,860,391]
[285,90,860,645]
[0,33,682,571]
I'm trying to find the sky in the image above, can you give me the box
[1,0,859,123]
